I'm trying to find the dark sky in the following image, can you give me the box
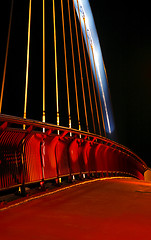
[0,1,150,166]
[90,2,151,166]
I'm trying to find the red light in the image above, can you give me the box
[40,181,44,187]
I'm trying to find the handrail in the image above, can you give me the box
[0,114,147,169]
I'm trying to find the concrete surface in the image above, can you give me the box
[0,177,151,240]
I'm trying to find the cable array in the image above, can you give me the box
[0,0,110,137]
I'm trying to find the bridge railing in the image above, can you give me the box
[0,114,148,191]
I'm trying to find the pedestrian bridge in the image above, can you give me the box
[0,1,150,237]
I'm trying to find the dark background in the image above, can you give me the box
[90,1,151,166]
[0,1,150,167]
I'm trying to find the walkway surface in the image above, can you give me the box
[0,177,151,240]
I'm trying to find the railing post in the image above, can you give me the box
[54,138,61,186]
[40,140,46,190]
[18,138,26,196]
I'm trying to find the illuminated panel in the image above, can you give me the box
[74,0,115,137]
[68,139,81,175]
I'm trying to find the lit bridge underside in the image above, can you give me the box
[0,114,147,192]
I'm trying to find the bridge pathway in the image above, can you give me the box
[0,177,151,239]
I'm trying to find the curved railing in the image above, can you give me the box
[0,114,148,191]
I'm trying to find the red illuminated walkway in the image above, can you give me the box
[0,177,151,240]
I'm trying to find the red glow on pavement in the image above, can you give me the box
[0,177,151,240]
[0,177,130,211]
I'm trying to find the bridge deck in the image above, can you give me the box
[0,178,151,239]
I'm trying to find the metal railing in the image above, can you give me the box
[0,114,148,192]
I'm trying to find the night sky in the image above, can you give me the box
[90,2,151,166]
[0,1,150,166]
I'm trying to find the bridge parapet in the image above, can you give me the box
[0,114,148,191]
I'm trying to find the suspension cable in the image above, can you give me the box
[83,17,101,135]
[67,0,81,131]
[0,0,14,113]
[23,0,32,126]
[76,0,96,133]
[53,0,59,128]
[72,0,89,132]
[42,0,45,124]
[60,0,71,129]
